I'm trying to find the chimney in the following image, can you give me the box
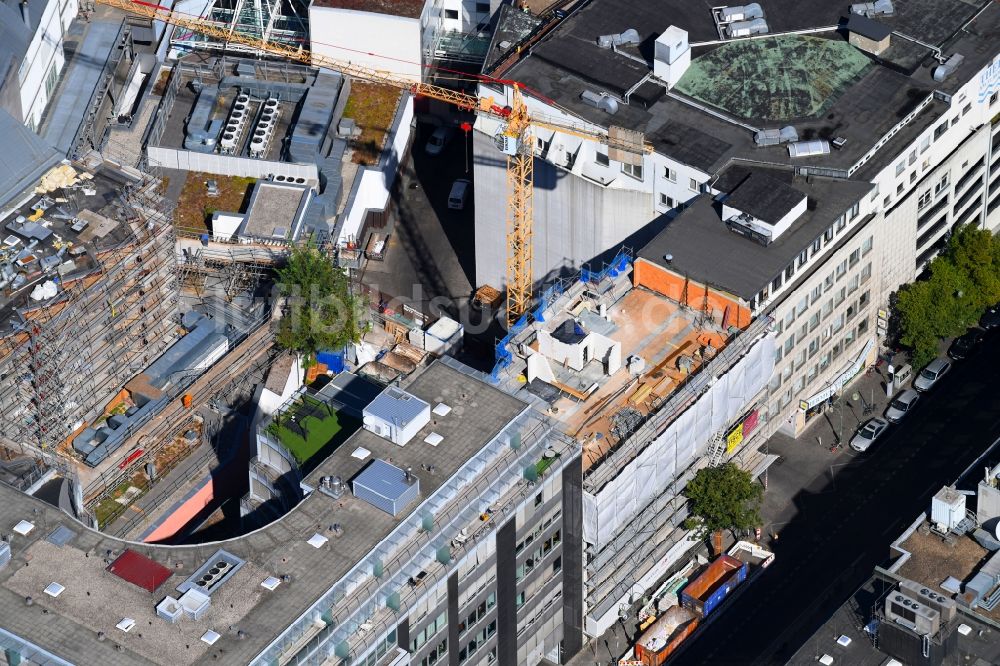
[20,0,30,28]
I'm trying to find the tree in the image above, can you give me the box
[275,246,363,360]
[895,225,1000,368]
[683,463,762,553]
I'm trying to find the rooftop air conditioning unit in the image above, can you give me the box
[720,3,764,22]
[900,579,957,622]
[597,28,640,49]
[850,0,894,17]
[885,593,941,636]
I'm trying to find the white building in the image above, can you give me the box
[0,0,79,131]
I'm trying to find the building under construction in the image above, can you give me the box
[0,163,180,463]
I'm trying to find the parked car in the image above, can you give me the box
[425,127,453,156]
[980,305,1000,330]
[850,417,889,453]
[948,328,984,360]
[448,179,471,210]
[885,389,920,422]
[914,358,951,391]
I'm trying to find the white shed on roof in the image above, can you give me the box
[362,387,430,446]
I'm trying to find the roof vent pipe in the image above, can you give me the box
[580,90,619,115]
[597,28,640,49]
[933,53,965,82]
[20,0,30,28]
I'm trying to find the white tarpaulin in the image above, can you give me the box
[583,334,775,548]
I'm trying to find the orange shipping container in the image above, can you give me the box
[634,606,699,666]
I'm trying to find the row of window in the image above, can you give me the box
[457,620,497,664]
[411,611,448,654]
[357,629,398,666]
[442,3,490,19]
[458,592,497,637]
[515,530,561,582]
[514,508,560,555]
[777,282,870,362]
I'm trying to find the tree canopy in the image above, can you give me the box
[682,462,763,540]
[895,225,1000,368]
[275,246,363,359]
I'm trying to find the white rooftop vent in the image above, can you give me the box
[156,596,183,623]
[580,90,619,115]
[727,18,768,38]
[433,403,452,416]
[350,446,371,460]
[116,618,136,633]
[307,533,329,548]
[13,520,35,536]
[753,126,798,146]
[819,656,834,666]
[201,630,221,646]
[424,432,444,446]
[44,582,65,597]
[836,634,852,646]
[957,623,972,636]
[261,576,282,591]
[933,53,965,82]
[850,0,893,17]
[787,140,831,157]
[653,26,691,88]
[931,486,965,531]
[179,588,211,621]
[597,28,641,49]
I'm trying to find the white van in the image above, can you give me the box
[448,179,471,210]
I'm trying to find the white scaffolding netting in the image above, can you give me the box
[583,334,775,548]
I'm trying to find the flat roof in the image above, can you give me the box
[845,13,892,42]
[240,182,310,240]
[502,0,998,177]
[637,167,872,301]
[310,0,424,18]
[725,172,805,223]
[0,361,530,665]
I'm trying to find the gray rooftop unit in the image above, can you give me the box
[580,90,620,115]
[753,126,798,146]
[720,3,764,22]
[787,140,831,157]
[933,53,965,82]
[850,0,894,18]
[727,18,768,37]
[597,28,640,49]
[352,459,420,517]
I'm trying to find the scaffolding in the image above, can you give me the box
[0,175,180,457]
[169,0,310,55]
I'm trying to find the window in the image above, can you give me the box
[44,63,59,98]
[908,149,916,166]
[663,166,677,181]
[793,376,805,394]
[895,160,905,177]
[773,348,783,366]
[807,364,818,384]
[822,299,833,319]
[835,259,848,280]
[919,135,931,153]
[832,340,843,359]
[835,287,846,306]
[798,250,809,268]
[812,237,822,256]
[809,312,820,332]
[595,151,609,166]
[918,190,931,209]
[824,272,834,292]
[774,318,783,335]
[783,310,795,328]
[870,184,879,202]
[823,226,835,244]
[849,248,861,268]
[846,302,857,321]
[857,316,869,336]
[844,327,855,346]
[835,214,847,232]
[810,284,822,305]
[821,324,832,343]
[421,639,448,666]
[798,322,808,343]
[860,262,872,282]
[794,349,806,370]
[935,173,949,194]
[859,290,870,308]
[659,193,675,208]
[476,2,490,12]
[536,136,550,153]
[991,91,999,106]
[781,365,792,384]
[689,178,698,191]
[622,163,643,179]
[897,182,904,195]
[833,313,845,333]
[910,171,916,184]
[962,103,972,116]
[951,116,959,126]
[444,8,459,19]
[849,201,860,220]
[820,351,832,371]
[808,338,819,358]
[861,236,873,256]
[883,195,891,208]
[534,492,543,507]
[784,263,795,281]
[796,296,808,317]
[783,335,794,356]
[934,122,948,140]
[848,274,860,294]
[771,275,783,291]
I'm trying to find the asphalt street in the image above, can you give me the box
[672,337,1000,665]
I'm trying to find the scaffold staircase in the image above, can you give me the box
[707,430,728,466]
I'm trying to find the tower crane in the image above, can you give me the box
[96,0,652,325]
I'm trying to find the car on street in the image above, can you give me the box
[914,358,951,391]
[850,417,889,453]
[980,305,1000,330]
[448,179,471,210]
[425,127,453,156]
[885,389,920,422]
[948,328,984,360]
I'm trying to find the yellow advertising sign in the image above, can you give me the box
[726,424,744,453]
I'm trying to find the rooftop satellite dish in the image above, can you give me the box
[664,253,673,262]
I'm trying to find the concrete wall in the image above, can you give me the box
[141,474,214,542]
[308,7,421,81]
[633,258,753,329]
[473,130,659,290]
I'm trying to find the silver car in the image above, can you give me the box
[850,417,889,452]
[914,357,951,391]
[885,389,920,423]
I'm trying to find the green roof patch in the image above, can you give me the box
[675,35,873,122]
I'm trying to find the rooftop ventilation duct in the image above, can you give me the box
[597,28,641,49]
[788,140,831,157]
[720,3,764,22]
[580,90,619,114]
[850,0,893,17]
[753,126,798,146]
[726,18,768,38]
[932,53,965,82]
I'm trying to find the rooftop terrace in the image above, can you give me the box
[0,360,572,665]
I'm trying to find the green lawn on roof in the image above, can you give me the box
[268,397,359,465]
